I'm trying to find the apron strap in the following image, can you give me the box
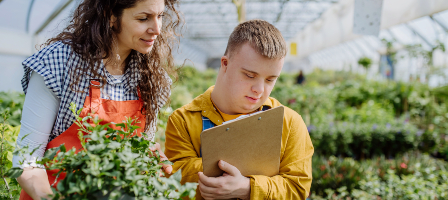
[89,80,101,113]
[137,86,142,99]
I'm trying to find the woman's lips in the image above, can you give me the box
[246,96,259,104]
[141,38,155,46]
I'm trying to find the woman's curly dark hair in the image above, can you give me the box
[45,0,183,133]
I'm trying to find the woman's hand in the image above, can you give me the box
[16,167,53,200]
[149,143,173,175]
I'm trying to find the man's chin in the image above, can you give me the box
[240,105,261,114]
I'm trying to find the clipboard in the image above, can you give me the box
[201,106,284,177]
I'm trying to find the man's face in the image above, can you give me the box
[220,43,284,114]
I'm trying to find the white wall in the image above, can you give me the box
[0,54,26,92]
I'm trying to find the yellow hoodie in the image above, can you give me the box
[165,86,314,199]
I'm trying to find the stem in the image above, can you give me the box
[2,177,13,200]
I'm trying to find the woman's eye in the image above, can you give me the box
[138,18,148,21]
[158,14,165,19]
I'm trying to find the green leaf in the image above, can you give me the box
[44,145,61,159]
[172,169,182,182]
[57,181,65,193]
[20,133,30,142]
[5,167,24,179]
[30,144,42,155]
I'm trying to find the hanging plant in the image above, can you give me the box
[358,57,372,71]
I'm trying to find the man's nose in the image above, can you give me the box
[252,81,264,95]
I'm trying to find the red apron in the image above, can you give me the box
[20,80,146,200]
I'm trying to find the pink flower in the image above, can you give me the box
[400,163,407,169]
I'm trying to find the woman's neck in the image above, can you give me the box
[104,48,131,75]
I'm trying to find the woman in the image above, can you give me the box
[13,0,182,199]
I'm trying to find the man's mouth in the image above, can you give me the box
[246,96,260,103]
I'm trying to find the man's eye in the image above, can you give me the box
[138,18,148,21]
[158,14,165,19]
[245,74,254,78]
[267,79,274,82]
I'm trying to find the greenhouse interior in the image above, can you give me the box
[1,0,448,199]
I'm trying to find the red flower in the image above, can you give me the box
[320,165,326,171]
[322,173,329,179]
[336,174,344,179]
[400,163,407,169]
[287,98,297,104]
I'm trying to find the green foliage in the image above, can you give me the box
[312,152,448,199]
[271,84,337,125]
[339,100,395,124]
[7,103,197,199]
[170,86,194,111]
[308,120,419,159]
[176,66,217,101]
[312,156,363,197]
[0,111,21,199]
[0,91,25,126]
[296,69,365,86]
[357,57,372,70]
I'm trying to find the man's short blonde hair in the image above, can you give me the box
[224,19,287,59]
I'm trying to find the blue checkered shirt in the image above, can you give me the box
[21,41,170,142]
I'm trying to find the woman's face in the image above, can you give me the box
[113,0,165,55]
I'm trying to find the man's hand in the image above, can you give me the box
[198,160,251,200]
[149,143,173,175]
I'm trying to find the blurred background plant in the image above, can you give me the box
[1,66,447,199]
[0,111,22,199]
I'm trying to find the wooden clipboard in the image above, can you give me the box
[201,106,284,177]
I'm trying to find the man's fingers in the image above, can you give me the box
[218,160,239,176]
[199,179,218,195]
[198,172,221,187]
[199,179,220,200]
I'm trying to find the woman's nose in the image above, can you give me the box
[148,18,161,35]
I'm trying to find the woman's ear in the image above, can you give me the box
[110,15,117,28]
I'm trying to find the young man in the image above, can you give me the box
[165,19,314,200]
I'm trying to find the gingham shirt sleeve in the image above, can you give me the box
[21,41,71,98]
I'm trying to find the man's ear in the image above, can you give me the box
[221,55,229,73]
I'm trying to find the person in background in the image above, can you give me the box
[165,19,314,200]
[13,0,181,199]
[296,69,305,85]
